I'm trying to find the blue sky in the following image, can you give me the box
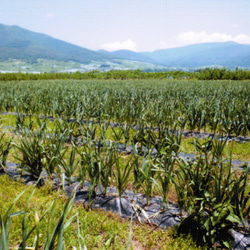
[1,0,250,51]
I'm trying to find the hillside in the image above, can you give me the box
[141,42,250,68]
[1,23,250,69]
[98,49,156,64]
[0,24,116,63]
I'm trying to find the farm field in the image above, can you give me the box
[0,58,170,74]
[0,78,250,249]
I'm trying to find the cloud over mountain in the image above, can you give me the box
[101,39,137,51]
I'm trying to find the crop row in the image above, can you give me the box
[1,79,250,248]
[1,114,250,248]
[0,79,249,136]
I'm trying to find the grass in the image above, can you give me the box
[226,141,250,161]
[0,175,200,249]
[0,114,16,128]
[1,114,249,163]
[181,137,250,162]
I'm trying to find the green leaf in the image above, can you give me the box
[226,214,241,224]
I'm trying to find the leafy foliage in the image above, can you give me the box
[0,78,249,248]
[175,139,250,248]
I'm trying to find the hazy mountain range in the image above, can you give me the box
[1,23,250,69]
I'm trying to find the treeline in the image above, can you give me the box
[0,68,250,81]
[196,67,250,80]
[0,70,194,81]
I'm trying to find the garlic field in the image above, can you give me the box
[0,79,250,249]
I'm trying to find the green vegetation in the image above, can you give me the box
[0,78,249,248]
[0,79,249,135]
[0,69,194,81]
[0,59,83,73]
[2,23,250,70]
[0,59,172,73]
[0,175,200,249]
[196,67,250,80]
[1,67,250,81]
[0,23,115,64]
[176,139,250,247]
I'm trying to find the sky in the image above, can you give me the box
[1,0,250,52]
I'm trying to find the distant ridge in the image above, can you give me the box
[140,42,250,68]
[99,41,250,68]
[0,24,117,63]
[1,23,250,68]
[98,49,156,64]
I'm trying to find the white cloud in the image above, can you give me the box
[161,31,250,49]
[177,31,250,45]
[160,41,168,48]
[101,39,137,51]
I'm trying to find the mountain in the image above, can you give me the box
[98,49,156,64]
[0,24,116,63]
[100,42,250,68]
[141,42,250,68]
[1,23,250,69]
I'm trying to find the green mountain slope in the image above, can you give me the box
[98,49,156,64]
[141,42,250,68]
[1,23,250,69]
[0,24,116,63]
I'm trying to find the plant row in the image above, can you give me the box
[1,117,250,248]
[0,79,249,136]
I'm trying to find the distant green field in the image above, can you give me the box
[0,58,171,73]
[0,59,84,73]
